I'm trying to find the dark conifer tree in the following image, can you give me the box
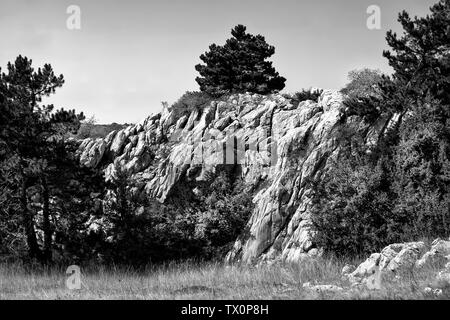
[195,25,286,96]
[383,0,450,111]
[0,56,86,262]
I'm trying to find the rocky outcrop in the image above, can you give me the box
[76,90,395,264]
[416,239,450,269]
[345,238,450,290]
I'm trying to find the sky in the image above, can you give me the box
[0,0,437,124]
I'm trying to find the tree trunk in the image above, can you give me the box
[21,177,41,260]
[42,177,52,263]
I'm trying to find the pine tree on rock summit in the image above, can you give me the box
[195,25,286,96]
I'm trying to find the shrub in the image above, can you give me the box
[171,91,214,118]
[310,153,396,257]
[311,95,450,257]
[75,115,97,139]
[98,164,254,264]
[286,88,323,105]
[195,169,253,257]
[99,164,203,265]
[391,97,450,238]
[341,69,384,99]
[340,69,386,123]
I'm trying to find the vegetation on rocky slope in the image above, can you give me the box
[311,0,450,257]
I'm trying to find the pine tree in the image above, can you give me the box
[383,0,450,109]
[0,56,85,262]
[195,25,286,96]
[310,0,450,255]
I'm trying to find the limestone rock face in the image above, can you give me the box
[79,138,107,168]
[76,90,393,264]
[350,241,426,279]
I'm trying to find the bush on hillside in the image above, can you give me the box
[341,69,384,99]
[391,97,450,238]
[312,15,450,255]
[195,168,253,257]
[76,118,128,140]
[340,69,386,123]
[171,91,215,118]
[311,96,450,257]
[97,164,254,264]
[285,88,323,106]
[310,143,396,257]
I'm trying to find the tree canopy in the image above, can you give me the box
[195,25,286,96]
[311,0,450,256]
[383,0,450,105]
[0,56,94,262]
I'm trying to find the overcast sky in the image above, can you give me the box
[0,0,437,123]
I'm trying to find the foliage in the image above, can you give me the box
[46,140,105,263]
[195,168,253,257]
[98,165,253,264]
[195,25,286,96]
[75,116,128,140]
[310,150,396,256]
[341,69,384,99]
[0,55,254,265]
[340,69,386,123]
[383,0,450,107]
[170,91,214,117]
[312,0,450,256]
[101,166,187,265]
[0,56,99,263]
[285,88,323,105]
[75,115,98,139]
[312,100,450,257]
[391,96,450,238]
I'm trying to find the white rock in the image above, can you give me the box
[342,264,356,275]
[416,239,450,269]
[385,242,426,272]
[349,253,380,282]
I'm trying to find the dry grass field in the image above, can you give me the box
[0,257,448,300]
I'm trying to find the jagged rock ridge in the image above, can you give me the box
[77,90,397,264]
